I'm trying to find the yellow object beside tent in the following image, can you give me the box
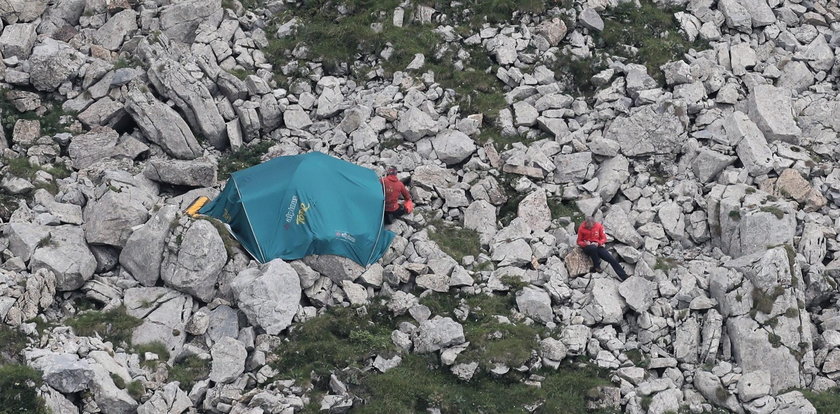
[185,196,210,217]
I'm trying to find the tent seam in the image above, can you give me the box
[236,176,267,262]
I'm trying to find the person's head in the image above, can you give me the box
[584,216,596,228]
[386,166,398,176]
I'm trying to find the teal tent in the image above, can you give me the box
[199,152,394,266]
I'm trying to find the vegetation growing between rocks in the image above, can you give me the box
[0,364,49,414]
[427,219,482,261]
[272,305,397,384]
[65,306,143,347]
[802,389,840,413]
[595,0,708,85]
[169,355,210,390]
[136,341,171,368]
[0,95,77,138]
[217,140,273,180]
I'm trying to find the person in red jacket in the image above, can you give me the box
[577,216,628,280]
[381,166,413,225]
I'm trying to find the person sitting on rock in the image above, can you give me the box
[576,216,629,280]
[381,166,413,225]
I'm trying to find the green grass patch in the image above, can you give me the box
[65,306,143,347]
[4,157,40,180]
[126,380,145,400]
[110,372,126,389]
[169,355,210,391]
[548,197,584,223]
[0,95,76,138]
[476,127,530,153]
[0,325,29,364]
[728,210,741,221]
[595,0,708,85]
[550,52,609,96]
[759,206,785,220]
[427,219,482,262]
[136,342,171,368]
[226,68,252,80]
[802,389,840,413]
[353,354,613,413]
[218,140,273,180]
[0,364,49,414]
[272,305,397,384]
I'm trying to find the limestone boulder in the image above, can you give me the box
[230,259,301,335]
[432,129,476,165]
[125,88,202,160]
[144,158,217,188]
[161,219,227,302]
[29,225,96,291]
[747,85,801,144]
[125,287,193,363]
[604,104,685,157]
[119,206,178,287]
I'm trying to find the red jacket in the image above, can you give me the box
[382,175,411,212]
[577,222,607,247]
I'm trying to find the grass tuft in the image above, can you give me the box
[802,389,840,413]
[65,306,143,347]
[759,206,785,220]
[427,219,482,262]
[135,342,171,368]
[0,364,49,414]
[169,355,210,391]
[218,141,273,180]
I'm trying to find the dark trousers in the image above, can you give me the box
[583,245,628,280]
[384,205,406,225]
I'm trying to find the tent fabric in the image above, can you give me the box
[199,152,395,266]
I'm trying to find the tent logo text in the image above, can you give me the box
[284,196,299,224]
[296,203,310,225]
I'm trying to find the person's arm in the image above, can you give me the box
[598,224,607,246]
[400,182,412,202]
[576,224,587,248]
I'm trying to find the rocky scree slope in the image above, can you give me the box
[0,0,839,412]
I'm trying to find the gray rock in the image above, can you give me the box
[5,222,49,262]
[774,391,816,414]
[708,185,795,258]
[618,276,658,313]
[795,35,835,72]
[28,38,85,91]
[535,17,567,47]
[83,186,155,248]
[339,105,372,133]
[161,219,227,302]
[490,34,517,65]
[719,0,751,31]
[30,225,96,291]
[397,106,438,142]
[603,206,643,248]
[694,370,744,413]
[413,317,465,353]
[159,0,222,43]
[512,101,538,126]
[579,8,604,31]
[148,58,228,149]
[491,239,532,267]
[315,85,344,119]
[31,353,94,393]
[581,278,626,325]
[539,337,567,366]
[283,105,312,131]
[674,316,700,363]
[595,155,628,201]
[554,152,592,183]
[738,0,775,26]
[125,88,202,160]
[516,286,553,324]
[230,259,301,335]
[738,370,771,402]
[605,104,685,157]
[136,382,191,414]
[303,255,364,284]
[125,287,193,363]
[691,148,735,183]
[93,9,136,50]
[351,123,378,151]
[432,129,476,165]
[89,363,138,414]
[77,98,128,129]
[776,61,814,93]
[727,316,802,393]
[144,158,217,187]
[724,111,773,176]
[657,201,685,240]
[517,189,551,232]
[259,93,283,133]
[747,85,801,144]
[647,389,683,414]
[209,337,246,384]
[120,206,178,287]
[0,23,36,58]
[0,0,47,23]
